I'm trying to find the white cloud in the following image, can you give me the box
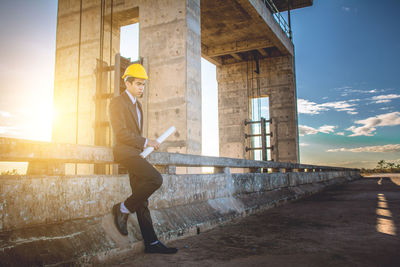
[336,132,345,136]
[299,125,337,136]
[299,143,309,147]
[336,87,384,95]
[318,125,336,134]
[342,6,351,12]
[297,99,357,115]
[299,125,318,136]
[376,100,391,104]
[327,144,400,153]
[372,94,400,100]
[346,111,400,136]
[371,94,400,104]
[319,101,357,114]
[297,99,325,114]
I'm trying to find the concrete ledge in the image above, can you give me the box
[0,171,359,232]
[0,171,361,266]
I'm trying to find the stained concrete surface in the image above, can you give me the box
[104,176,400,266]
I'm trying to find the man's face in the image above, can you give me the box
[125,78,146,98]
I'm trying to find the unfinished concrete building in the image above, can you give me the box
[2,3,367,265]
[52,0,312,174]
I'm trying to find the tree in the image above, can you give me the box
[387,162,395,169]
[0,169,20,175]
[376,160,386,170]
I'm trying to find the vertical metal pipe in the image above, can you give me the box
[75,0,83,175]
[261,117,267,161]
[108,0,113,174]
[288,0,292,40]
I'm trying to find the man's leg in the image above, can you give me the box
[128,172,158,245]
[120,155,162,213]
[112,156,160,237]
[115,155,177,253]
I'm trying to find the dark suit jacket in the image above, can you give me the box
[109,90,146,162]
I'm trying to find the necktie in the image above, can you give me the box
[135,102,141,131]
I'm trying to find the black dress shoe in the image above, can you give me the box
[145,241,178,254]
[112,203,129,236]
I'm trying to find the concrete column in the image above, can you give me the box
[51,0,202,174]
[139,0,202,156]
[217,62,249,159]
[52,0,120,174]
[217,55,299,163]
[261,55,299,163]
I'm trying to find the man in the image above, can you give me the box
[109,63,177,254]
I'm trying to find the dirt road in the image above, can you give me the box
[105,175,400,266]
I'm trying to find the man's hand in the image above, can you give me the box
[147,139,160,150]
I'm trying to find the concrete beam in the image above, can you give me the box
[231,53,243,61]
[204,37,274,57]
[257,48,268,57]
[202,56,222,66]
[201,43,222,66]
[238,0,295,55]
[273,0,313,12]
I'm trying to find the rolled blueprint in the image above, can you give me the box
[140,126,176,158]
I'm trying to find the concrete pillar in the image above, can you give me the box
[217,55,299,163]
[217,62,249,159]
[139,0,202,156]
[52,0,121,174]
[51,0,202,174]
[263,55,299,163]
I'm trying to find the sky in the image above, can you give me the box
[290,0,400,168]
[0,0,399,171]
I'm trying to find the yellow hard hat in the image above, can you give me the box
[122,63,148,80]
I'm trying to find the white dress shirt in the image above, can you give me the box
[125,90,147,147]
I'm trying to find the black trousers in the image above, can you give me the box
[118,155,163,245]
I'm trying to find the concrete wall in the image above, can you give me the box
[0,170,360,265]
[217,55,299,162]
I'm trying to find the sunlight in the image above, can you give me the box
[27,101,54,141]
[376,193,396,236]
[390,177,400,186]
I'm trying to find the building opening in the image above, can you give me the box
[120,23,139,61]
[250,96,270,161]
[201,58,219,173]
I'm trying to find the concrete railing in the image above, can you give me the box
[0,136,357,174]
[0,137,361,266]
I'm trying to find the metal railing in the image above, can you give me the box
[263,0,292,39]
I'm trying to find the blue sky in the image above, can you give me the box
[290,0,400,167]
[0,0,399,170]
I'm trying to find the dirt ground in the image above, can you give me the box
[106,175,400,267]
